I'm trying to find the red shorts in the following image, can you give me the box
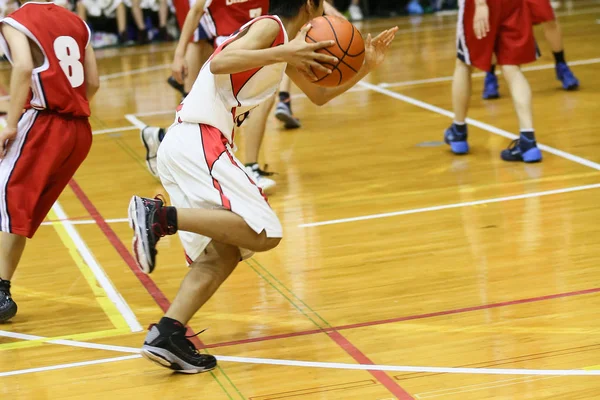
[527,0,555,25]
[0,109,92,238]
[171,0,190,30]
[458,0,537,71]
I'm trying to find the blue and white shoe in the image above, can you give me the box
[500,136,542,163]
[555,62,579,90]
[444,124,469,155]
[482,72,500,99]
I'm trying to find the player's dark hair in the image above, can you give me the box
[269,0,322,18]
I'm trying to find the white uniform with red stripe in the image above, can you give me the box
[157,15,286,264]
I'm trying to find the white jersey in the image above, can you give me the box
[176,15,288,144]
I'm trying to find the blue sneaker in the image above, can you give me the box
[407,0,424,14]
[444,124,469,154]
[482,72,500,99]
[500,137,542,163]
[555,62,579,90]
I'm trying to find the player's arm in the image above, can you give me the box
[473,0,490,39]
[0,24,33,157]
[323,1,345,19]
[84,45,100,100]
[210,22,337,81]
[286,27,398,106]
[172,0,207,82]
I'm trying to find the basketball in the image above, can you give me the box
[305,16,365,87]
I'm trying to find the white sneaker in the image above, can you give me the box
[244,164,276,192]
[140,126,163,177]
[348,4,364,21]
[274,101,301,130]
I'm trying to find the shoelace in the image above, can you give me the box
[506,139,520,151]
[255,164,276,177]
[175,329,209,357]
[150,195,172,238]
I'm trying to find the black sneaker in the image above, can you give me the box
[141,324,217,374]
[167,76,186,98]
[274,101,301,130]
[500,137,542,163]
[0,280,17,322]
[128,195,177,274]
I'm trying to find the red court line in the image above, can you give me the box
[69,179,415,399]
[204,286,600,350]
[327,331,414,399]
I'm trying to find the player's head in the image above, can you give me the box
[269,0,324,21]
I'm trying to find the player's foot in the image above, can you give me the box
[244,163,276,192]
[167,76,187,98]
[348,4,364,21]
[500,137,542,163]
[140,126,163,177]
[555,62,579,90]
[482,72,500,99]
[444,124,469,155]
[128,195,177,274]
[0,279,17,322]
[274,101,301,130]
[141,324,217,374]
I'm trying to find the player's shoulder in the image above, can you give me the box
[248,17,282,37]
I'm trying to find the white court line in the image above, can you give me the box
[379,57,600,89]
[92,126,137,135]
[299,183,600,228]
[99,64,170,81]
[358,81,600,171]
[51,202,143,333]
[125,114,149,130]
[41,217,129,227]
[0,330,139,354]
[0,355,142,378]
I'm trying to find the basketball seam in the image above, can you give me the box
[323,16,360,74]
[306,34,360,77]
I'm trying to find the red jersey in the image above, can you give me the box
[202,0,269,37]
[0,2,91,117]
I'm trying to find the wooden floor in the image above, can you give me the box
[2,2,600,399]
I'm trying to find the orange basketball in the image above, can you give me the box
[305,16,365,87]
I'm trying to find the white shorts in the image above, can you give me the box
[157,121,283,264]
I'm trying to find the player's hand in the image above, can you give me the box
[284,24,338,81]
[364,27,399,71]
[0,126,17,159]
[171,53,188,84]
[473,3,490,39]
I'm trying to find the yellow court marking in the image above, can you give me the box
[0,328,131,351]
[47,207,131,332]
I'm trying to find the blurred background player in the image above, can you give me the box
[77,0,129,45]
[445,0,542,163]
[129,0,397,372]
[0,0,99,322]
[482,0,579,99]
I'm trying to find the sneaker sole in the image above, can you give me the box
[449,141,469,155]
[140,128,159,177]
[128,196,154,274]
[274,109,301,130]
[141,346,217,374]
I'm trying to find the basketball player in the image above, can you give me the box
[445,0,542,163]
[482,0,579,99]
[0,0,99,322]
[129,0,398,373]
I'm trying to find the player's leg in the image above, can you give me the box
[540,19,579,89]
[244,94,277,191]
[483,56,500,99]
[445,59,472,154]
[141,241,237,373]
[130,0,149,44]
[0,233,25,321]
[528,0,578,90]
[445,0,494,154]
[130,123,283,274]
[115,3,128,44]
[274,74,301,129]
[497,0,541,162]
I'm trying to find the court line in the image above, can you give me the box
[49,203,142,332]
[299,183,600,228]
[0,328,133,352]
[4,342,600,378]
[414,376,557,398]
[124,114,148,130]
[92,126,138,135]
[358,81,600,171]
[99,64,170,82]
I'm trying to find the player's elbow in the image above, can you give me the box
[209,57,227,75]
[309,93,330,106]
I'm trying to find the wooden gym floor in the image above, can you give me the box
[1,2,600,399]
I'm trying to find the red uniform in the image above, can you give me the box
[527,0,555,25]
[0,3,92,238]
[457,0,537,72]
